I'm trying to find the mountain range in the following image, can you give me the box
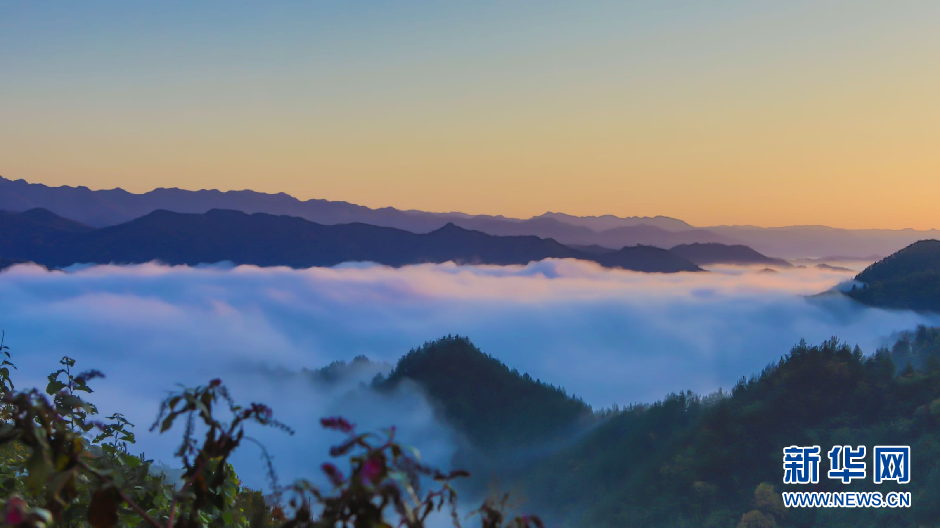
[668,243,793,267]
[0,208,704,272]
[4,176,938,258]
[0,176,712,247]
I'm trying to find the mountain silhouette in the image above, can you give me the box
[6,176,935,257]
[815,263,853,272]
[669,243,792,267]
[0,257,30,271]
[706,224,940,259]
[0,176,727,249]
[535,211,693,231]
[0,208,703,272]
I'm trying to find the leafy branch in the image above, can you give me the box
[0,335,542,528]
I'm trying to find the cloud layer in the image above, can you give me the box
[1,259,937,489]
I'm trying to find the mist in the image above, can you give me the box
[0,259,937,490]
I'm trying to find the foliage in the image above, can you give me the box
[0,335,542,528]
[498,335,940,527]
[880,324,940,373]
[7,324,940,528]
[376,335,592,454]
[738,483,785,528]
[845,239,940,311]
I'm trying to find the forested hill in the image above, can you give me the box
[0,208,702,273]
[502,333,940,527]
[355,330,940,527]
[375,335,593,453]
[856,240,940,283]
[845,239,940,311]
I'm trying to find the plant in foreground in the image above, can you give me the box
[0,335,542,528]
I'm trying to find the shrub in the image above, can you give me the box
[0,333,541,528]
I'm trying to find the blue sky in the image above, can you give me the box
[2,1,939,227]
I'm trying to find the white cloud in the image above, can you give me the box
[0,260,937,489]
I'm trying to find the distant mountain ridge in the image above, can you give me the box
[536,212,693,231]
[4,175,937,258]
[669,243,792,267]
[0,208,703,273]
[0,176,733,251]
[706,224,940,260]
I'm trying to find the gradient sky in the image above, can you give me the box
[1,1,938,229]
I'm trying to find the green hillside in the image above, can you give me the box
[846,240,940,311]
[366,331,940,527]
[376,335,593,454]
[501,334,940,527]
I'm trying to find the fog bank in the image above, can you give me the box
[1,259,936,488]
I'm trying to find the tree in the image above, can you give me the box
[0,335,542,528]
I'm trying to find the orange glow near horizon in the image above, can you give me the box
[1,1,939,229]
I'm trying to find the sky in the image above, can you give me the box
[1,1,939,229]
[2,260,939,488]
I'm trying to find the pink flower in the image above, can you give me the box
[361,455,384,484]
[4,495,27,525]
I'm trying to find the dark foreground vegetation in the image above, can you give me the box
[4,322,940,527]
[0,333,542,528]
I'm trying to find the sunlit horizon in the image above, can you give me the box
[2,1,939,229]
[4,173,940,231]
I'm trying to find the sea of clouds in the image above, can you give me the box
[1,259,937,490]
